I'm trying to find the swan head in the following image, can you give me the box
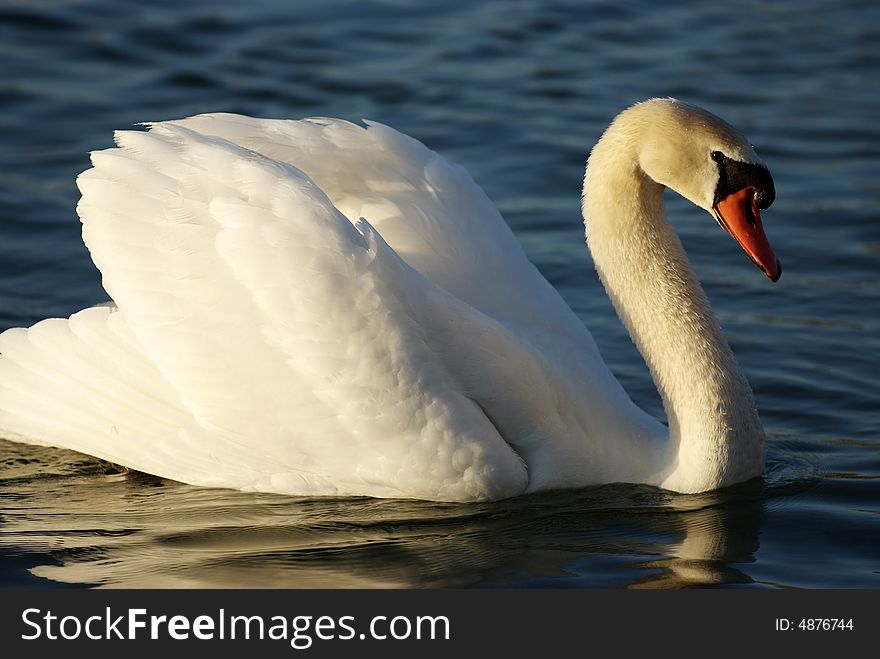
[622,98,780,282]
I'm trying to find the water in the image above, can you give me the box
[0,0,877,588]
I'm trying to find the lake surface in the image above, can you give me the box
[0,0,877,588]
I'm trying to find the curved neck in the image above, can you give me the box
[581,132,764,491]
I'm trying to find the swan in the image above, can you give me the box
[0,98,779,502]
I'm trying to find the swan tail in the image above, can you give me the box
[0,304,197,476]
[0,306,371,495]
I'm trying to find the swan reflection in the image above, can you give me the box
[1,441,766,588]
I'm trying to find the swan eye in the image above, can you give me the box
[711,151,726,163]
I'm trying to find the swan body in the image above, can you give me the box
[0,99,779,501]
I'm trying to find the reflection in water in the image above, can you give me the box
[628,492,765,588]
[0,439,775,588]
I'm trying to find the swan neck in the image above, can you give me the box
[581,133,764,491]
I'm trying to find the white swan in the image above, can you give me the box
[0,98,780,502]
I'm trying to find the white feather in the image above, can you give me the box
[0,100,770,500]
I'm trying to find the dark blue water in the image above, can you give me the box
[0,0,877,588]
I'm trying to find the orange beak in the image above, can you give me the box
[713,186,781,282]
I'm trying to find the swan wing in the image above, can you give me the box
[164,113,600,354]
[65,123,528,501]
